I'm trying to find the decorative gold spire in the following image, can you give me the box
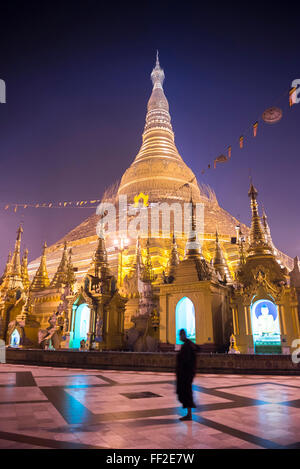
[21,248,30,291]
[50,241,69,288]
[139,52,177,156]
[66,248,76,286]
[2,251,12,279]
[7,225,24,290]
[93,230,108,279]
[30,242,50,291]
[131,235,143,275]
[247,183,273,257]
[185,197,202,258]
[144,51,171,134]
[166,231,180,277]
[0,251,12,290]
[117,53,200,204]
[11,225,23,276]
[142,238,155,283]
[261,206,275,252]
[213,230,231,283]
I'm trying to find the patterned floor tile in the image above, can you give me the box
[0,363,299,449]
[221,383,300,403]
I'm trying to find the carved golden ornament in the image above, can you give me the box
[133,192,149,207]
[255,270,266,284]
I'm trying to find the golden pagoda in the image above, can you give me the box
[13,54,296,354]
[28,53,289,286]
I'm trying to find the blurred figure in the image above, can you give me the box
[176,328,197,421]
[80,339,86,350]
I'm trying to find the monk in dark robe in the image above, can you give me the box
[176,329,197,420]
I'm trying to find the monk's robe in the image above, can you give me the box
[176,339,197,409]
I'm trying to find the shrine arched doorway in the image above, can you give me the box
[250,299,282,354]
[175,297,196,344]
[10,329,20,347]
[71,303,91,349]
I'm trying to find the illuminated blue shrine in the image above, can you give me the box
[176,297,196,344]
[250,299,281,353]
[10,329,20,347]
[70,303,91,349]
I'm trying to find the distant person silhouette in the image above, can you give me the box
[176,328,197,421]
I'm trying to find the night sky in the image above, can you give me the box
[0,1,299,271]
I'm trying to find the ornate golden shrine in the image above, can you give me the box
[231,185,299,353]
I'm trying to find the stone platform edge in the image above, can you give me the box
[4,348,300,375]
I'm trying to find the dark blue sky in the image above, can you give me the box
[0,1,299,270]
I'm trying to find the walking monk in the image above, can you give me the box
[176,328,197,420]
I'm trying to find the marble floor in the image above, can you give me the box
[0,364,300,449]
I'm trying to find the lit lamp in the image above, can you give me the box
[114,237,129,286]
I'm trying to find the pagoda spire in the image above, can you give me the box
[142,238,155,283]
[30,242,50,291]
[50,241,69,288]
[143,52,171,134]
[93,227,108,279]
[21,248,30,291]
[131,235,143,275]
[0,251,12,290]
[117,53,200,204]
[2,251,12,279]
[185,196,202,258]
[261,205,276,252]
[166,231,180,277]
[66,248,76,286]
[247,183,272,257]
[155,49,159,66]
[128,52,184,168]
[8,225,24,290]
[213,230,231,283]
[11,225,23,276]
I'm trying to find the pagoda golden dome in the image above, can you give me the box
[118,52,201,204]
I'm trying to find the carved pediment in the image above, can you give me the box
[235,263,293,304]
[72,287,94,309]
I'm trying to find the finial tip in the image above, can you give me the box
[248,181,258,200]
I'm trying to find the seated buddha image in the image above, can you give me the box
[257,304,276,335]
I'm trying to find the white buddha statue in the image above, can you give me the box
[257,304,275,335]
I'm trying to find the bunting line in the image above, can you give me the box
[2,199,102,213]
[1,85,299,212]
[206,84,299,173]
